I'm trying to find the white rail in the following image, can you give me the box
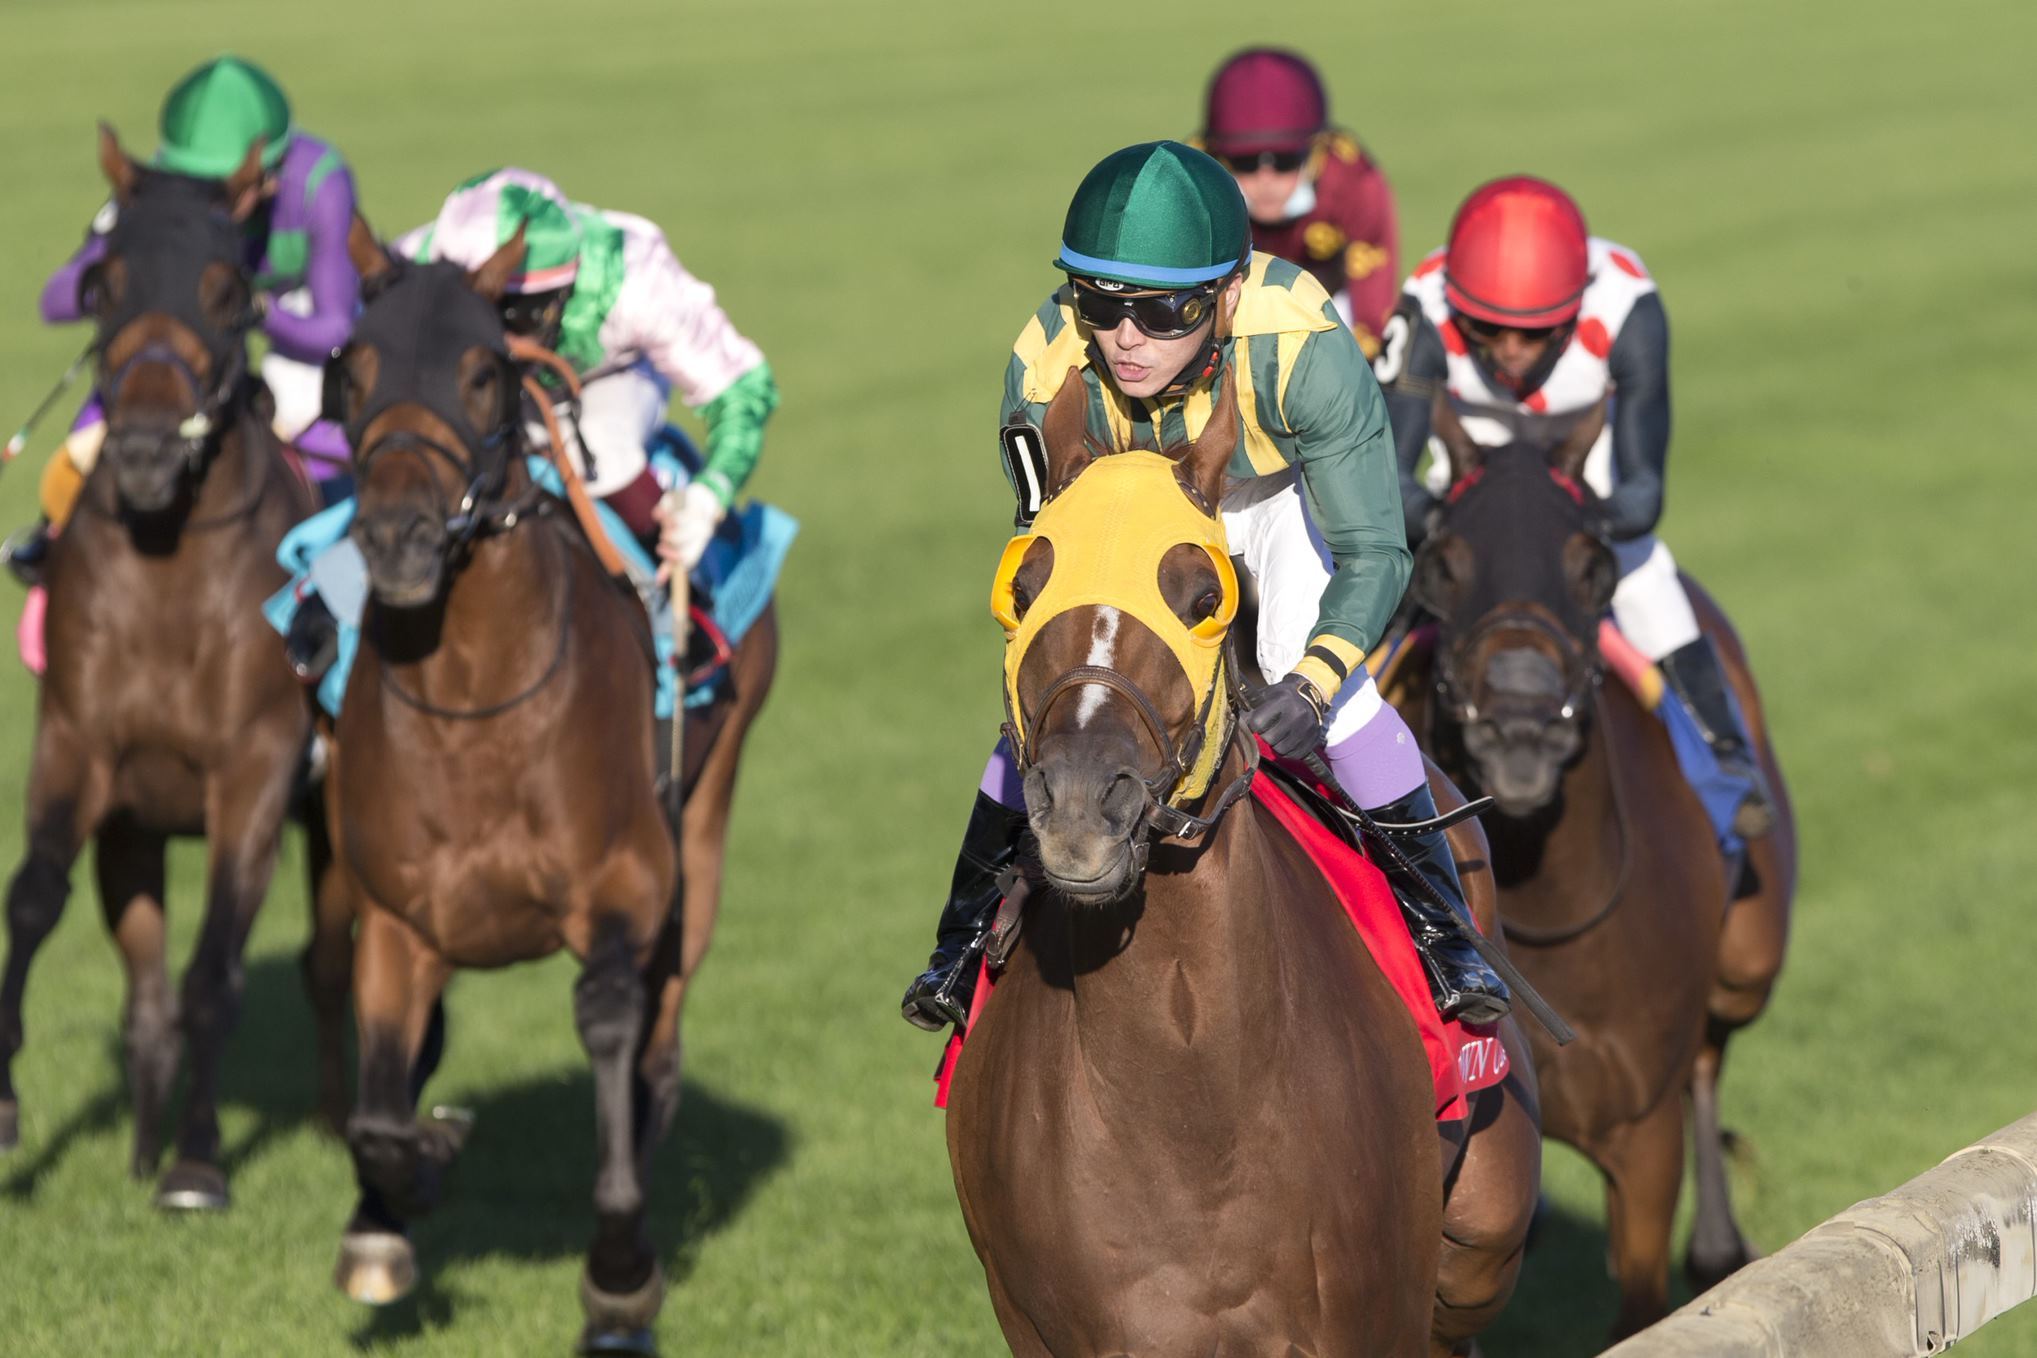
[1603,1111,2037,1357]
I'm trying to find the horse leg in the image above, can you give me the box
[1431,1017,1541,1358]
[155,745,298,1210]
[335,901,456,1306]
[93,815,177,1178]
[575,913,662,1354]
[1598,1089,1686,1341]
[0,718,106,1152]
[299,780,354,1137]
[1685,1021,1759,1289]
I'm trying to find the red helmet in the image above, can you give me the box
[1444,176,1590,328]
[1202,49,1326,157]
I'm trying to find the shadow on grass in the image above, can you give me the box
[347,1070,791,1350]
[1484,1194,1713,1357]
[2,951,336,1201]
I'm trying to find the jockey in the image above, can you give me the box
[1377,175,1777,835]
[282,166,778,674]
[9,54,359,580]
[901,141,1508,1034]
[1197,48,1399,357]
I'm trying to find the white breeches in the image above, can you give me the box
[1220,469,1385,744]
[259,352,326,441]
[527,359,669,498]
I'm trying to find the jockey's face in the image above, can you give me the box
[1455,312,1568,391]
[1235,163,1305,225]
[1092,276,1242,399]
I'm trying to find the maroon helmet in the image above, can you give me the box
[1202,49,1327,158]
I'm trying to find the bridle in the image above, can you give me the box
[1435,603,1602,728]
[1001,637,1260,875]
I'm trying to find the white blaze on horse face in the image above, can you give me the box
[1074,607,1122,728]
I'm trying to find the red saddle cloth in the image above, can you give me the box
[935,763,1509,1121]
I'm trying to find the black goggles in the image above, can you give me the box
[1218,147,1309,175]
[1070,277,1223,339]
[499,287,570,339]
[1454,312,1565,346]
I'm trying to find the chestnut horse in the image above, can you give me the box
[946,373,1538,1356]
[0,130,317,1210]
[1384,411,1794,1338]
[320,227,776,1355]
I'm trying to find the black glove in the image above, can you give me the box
[1247,674,1329,759]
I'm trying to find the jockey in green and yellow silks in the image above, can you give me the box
[901,141,1510,1033]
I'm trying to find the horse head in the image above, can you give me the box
[1413,397,1616,815]
[991,370,1243,905]
[84,125,263,515]
[330,220,527,608]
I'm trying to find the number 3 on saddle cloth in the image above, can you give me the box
[933,743,1512,1123]
[259,435,797,720]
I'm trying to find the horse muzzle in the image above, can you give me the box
[352,508,450,609]
[1462,715,1580,817]
[105,425,194,515]
[1023,752,1152,905]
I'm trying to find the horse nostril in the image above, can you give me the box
[1099,770,1146,831]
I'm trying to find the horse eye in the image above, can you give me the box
[1195,588,1221,620]
[1010,578,1034,619]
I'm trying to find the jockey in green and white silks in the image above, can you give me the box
[900,141,1510,1034]
[280,167,778,682]
[397,167,778,574]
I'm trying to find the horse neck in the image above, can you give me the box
[1054,774,1293,1101]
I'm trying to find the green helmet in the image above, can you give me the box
[158,55,293,179]
[1053,141,1249,289]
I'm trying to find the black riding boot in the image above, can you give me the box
[1367,785,1511,1025]
[900,791,1029,1032]
[2,520,53,588]
[1658,637,1776,838]
[285,594,340,682]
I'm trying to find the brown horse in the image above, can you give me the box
[1382,409,1794,1338]
[0,129,318,1210]
[946,374,1538,1356]
[321,226,776,1355]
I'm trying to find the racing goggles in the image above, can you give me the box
[1217,147,1309,175]
[1454,312,1565,346]
[1070,276,1224,340]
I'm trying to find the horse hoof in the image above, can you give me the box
[154,1161,230,1212]
[577,1325,657,1357]
[336,1230,416,1306]
[581,1259,665,1336]
[0,1099,17,1152]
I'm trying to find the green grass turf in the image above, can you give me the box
[0,0,2033,1352]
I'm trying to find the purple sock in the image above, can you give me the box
[978,737,1027,811]
[1325,705,1427,809]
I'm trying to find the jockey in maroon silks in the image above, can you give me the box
[1198,48,1401,357]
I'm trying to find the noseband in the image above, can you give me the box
[1437,604,1602,726]
[353,414,538,562]
[1002,642,1260,874]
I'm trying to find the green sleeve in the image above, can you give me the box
[693,361,779,506]
[1282,322,1412,654]
[999,350,1041,495]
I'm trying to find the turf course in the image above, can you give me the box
[0,0,2032,1352]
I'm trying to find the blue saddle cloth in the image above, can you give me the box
[263,448,795,720]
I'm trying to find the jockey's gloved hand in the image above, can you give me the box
[656,482,726,583]
[1247,674,1330,759]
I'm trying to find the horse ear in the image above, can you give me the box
[1177,372,1237,509]
[467,221,528,304]
[97,122,139,202]
[1432,392,1483,487]
[1563,532,1617,617]
[224,139,266,223]
[1551,396,1608,484]
[1040,366,1094,496]
[347,213,395,283]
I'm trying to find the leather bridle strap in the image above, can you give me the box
[1439,605,1602,724]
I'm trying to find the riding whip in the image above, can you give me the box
[3,341,97,469]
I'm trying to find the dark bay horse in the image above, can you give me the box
[946,373,1538,1356]
[1382,407,1795,1338]
[322,225,776,1355]
[0,129,317,1209]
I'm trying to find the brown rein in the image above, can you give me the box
[507,335,627,580]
